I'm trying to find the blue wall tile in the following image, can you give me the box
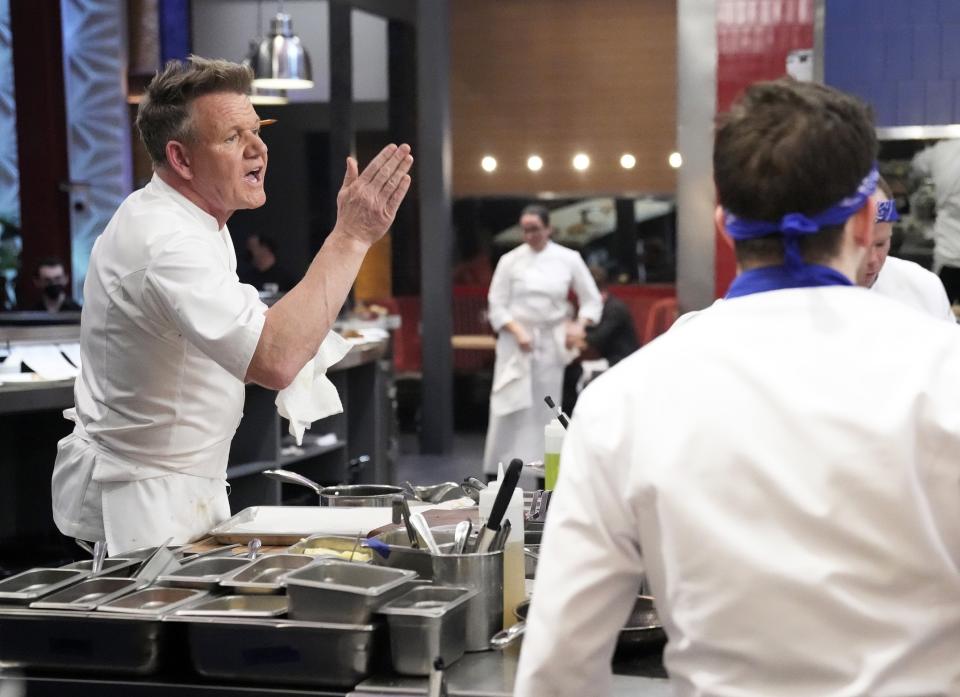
[897,81,926,125]
[926,79,953,123]
[913,25,942,79]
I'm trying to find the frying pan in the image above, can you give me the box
[489,594,666,653]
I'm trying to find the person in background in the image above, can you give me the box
[482,204,602,477]
[240,233,296,294]
[857,176,954,322]
[561,265,639,414]
[911,137,960,303]
[31,257,81,312]
[516,79,960,696]
[51,56,412,553]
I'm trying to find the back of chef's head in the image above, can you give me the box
[714,79,877,267]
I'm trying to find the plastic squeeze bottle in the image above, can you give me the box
[478,463,525,629]
[544,418,565,490]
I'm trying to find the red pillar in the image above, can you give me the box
[10,0,72,309]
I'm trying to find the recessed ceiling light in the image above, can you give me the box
[572,153,590,171]
[527,155,544,172]
[668,151,683,169]
[620,153,637,169]
[481,155,497,173]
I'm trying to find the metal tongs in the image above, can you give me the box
[392,494,420,548]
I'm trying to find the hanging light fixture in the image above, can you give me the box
[250,1,314,90]
[243,38,289,105]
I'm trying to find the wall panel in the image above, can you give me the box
[451,0,678,196]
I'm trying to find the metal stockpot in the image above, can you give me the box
[263,470,402,507]
[319,484,404,507]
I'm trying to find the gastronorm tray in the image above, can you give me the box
[30,577,140,611]
[60,557,140,577]
[287,534,373,562]
[0,607,167,675]
[0,568,88,604]
[97,587,207,616]
[219,554,315,594]
[285,559,417,624]
[172,615,383,688]
[174,594,288,618]
[208,506,398,545]
[156,556,252,590]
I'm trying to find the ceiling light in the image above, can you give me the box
[668,151,683,169]
[481,156,497,173]
[620,153,636,169]
[572,153,590,171]
[527,155,543,172]
[250,5,313,90]
[249,87,289,105]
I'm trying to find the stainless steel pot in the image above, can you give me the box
[319,484,404,507]
[263,470,402,507]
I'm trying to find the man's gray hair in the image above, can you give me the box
[136,55,253,167]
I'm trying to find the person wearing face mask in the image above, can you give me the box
[856,177,954,322]
[51,56,413,553]
[29,257,81,312]
[482,204,602,477]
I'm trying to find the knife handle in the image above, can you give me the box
[474,525,498,554]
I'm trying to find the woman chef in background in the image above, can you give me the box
[482,204,602,477]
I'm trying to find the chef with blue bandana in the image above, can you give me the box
[516,79,960,697]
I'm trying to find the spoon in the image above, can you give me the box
[247,538,262,560]
[452,520,471,554]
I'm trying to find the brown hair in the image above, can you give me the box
[136,55,254,166]
[521,204,551,228]
[714,79,877,266]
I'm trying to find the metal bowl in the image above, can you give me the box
[319,484,404,507]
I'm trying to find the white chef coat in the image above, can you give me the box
[873,255,955,322]
[516,285,960,697]
[52,173,267,550]
[912,139,960,271]
[482,241,602,473]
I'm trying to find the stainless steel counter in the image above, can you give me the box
[353,651,671,697]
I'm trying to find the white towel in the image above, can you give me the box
[275,332,352,445]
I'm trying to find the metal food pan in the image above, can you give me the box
[219,554,315,594]
[156,556,251,590]
[29,577,139,611]
[174,594,288,618]
[0,607,165,675]
[379,585,476,676]
[287,534,374,563]
[97,587,207,616]
[176,615,382,688]
[0,568,88,604]
[371,527,457,579]
[60,557,140,577]
[285,559,417,624]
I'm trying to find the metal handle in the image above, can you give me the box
[452,520,471,554]
[489,621,526,649]
[247,538,262,560]
[263,469,322,495]
[92,541,107,573]
[409,512,441,555]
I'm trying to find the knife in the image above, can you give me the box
[475,458,522,553]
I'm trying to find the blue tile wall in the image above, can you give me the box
[825,0,960,126]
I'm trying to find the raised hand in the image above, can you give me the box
[334,143,413,247]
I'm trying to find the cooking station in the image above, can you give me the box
[0,486,671,695]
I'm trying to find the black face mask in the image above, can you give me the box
[42,283,66,301]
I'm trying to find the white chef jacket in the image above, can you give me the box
[912,139,960,271]
[516,285,960,697]
[482,241,602,473]
[873,256,955,322]
[52,173,267,549]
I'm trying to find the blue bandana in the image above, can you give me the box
[725,263,852,299]
[724,166,879,273]
[875,199,899,223]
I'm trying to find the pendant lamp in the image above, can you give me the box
[250,3,314,90]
